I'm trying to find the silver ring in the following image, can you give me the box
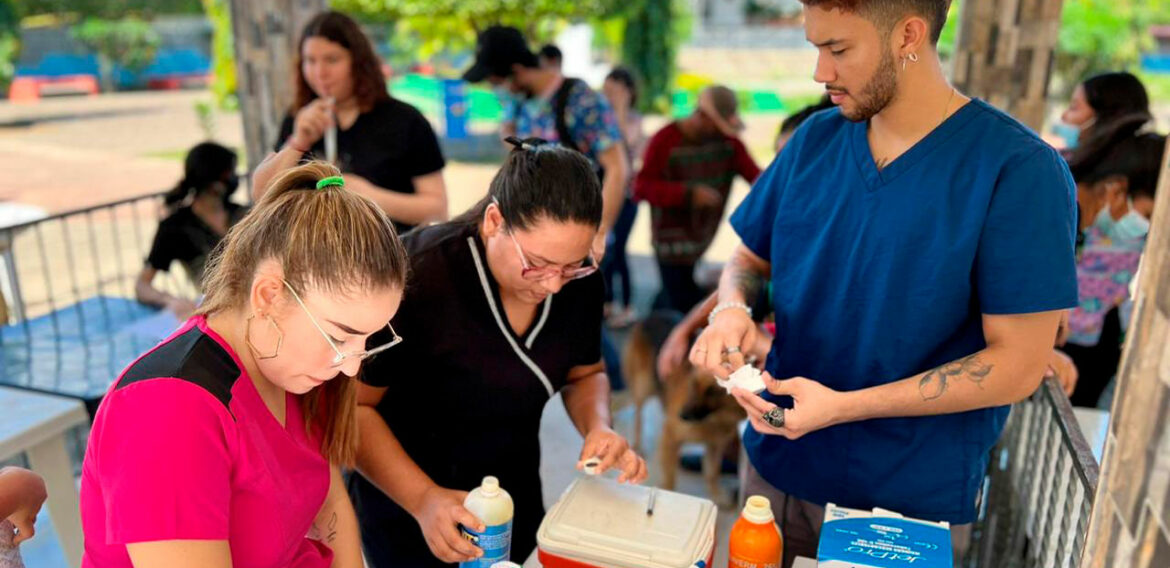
[762,407,785,429]
[723,346,741,355]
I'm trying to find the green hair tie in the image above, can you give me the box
[316,176,345,190]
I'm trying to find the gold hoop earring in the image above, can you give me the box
[245,313,283,360]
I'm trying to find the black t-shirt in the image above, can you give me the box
[350,221,603,567]
[146,203,248,287]
[276,98,446,235]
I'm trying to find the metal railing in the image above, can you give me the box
[0,193,200,408]
[969,377,1100,568]
[0,192,196,326]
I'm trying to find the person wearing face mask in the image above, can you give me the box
[137,142,247,319]
[1061,130,1165,407]
[463,26,630,261]
[81,162,409,568]
[350,139,648,568]
[1055,71,1151,154]
[252,11,448,235]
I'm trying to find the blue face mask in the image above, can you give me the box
[1093,204,1150,242]
[1052,122,1081,149]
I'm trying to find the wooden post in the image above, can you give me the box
[951,0,1064,131]
[229,0,328,184]
[1079,141,1170,566]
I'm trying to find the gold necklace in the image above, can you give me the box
[875,87,958,171]
[941,87,956,126]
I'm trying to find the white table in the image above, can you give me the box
[0,387,88,568]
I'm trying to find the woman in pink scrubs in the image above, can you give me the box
[80,162,408,568]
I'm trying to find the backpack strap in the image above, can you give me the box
[552,77,583,152]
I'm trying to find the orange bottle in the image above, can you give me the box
[728,496,783,568]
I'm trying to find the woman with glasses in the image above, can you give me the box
[80,162,408,568]
[351,138,648,567]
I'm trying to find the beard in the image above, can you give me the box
[836,49,899,122]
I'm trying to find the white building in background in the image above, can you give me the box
[548,0,810,87]
[700,0,748,27]
[688,0,806,49]
[554,23,611,86]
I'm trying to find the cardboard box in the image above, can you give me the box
[817,504,952,567]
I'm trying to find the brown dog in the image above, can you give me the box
[623,311,746,505]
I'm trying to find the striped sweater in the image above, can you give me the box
[633,121,761,264]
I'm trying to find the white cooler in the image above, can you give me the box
[535,477,717,568]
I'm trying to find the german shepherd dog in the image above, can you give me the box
[623,311,746,505]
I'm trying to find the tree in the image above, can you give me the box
[335,0,689,114]
[201,0,235,109]
[14,0,201,19]
[71,17,159,92]
[333,0,625,63]
[621,0,680,113]
[1055,0,1170,90]
[0,0,18,94]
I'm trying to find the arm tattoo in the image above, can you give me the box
[730,258,765,303]
[918,354,994,401]
[309,512,339,544]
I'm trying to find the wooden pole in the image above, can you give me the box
[951,0,1064,131]
[229,0,328,186]
[1079,138,1170,567]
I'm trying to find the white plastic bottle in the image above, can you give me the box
[460,476,515,568]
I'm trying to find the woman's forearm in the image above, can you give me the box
[311,466,363,568]
[353,406,438,517]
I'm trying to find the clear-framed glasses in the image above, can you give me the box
[489,197,598,282]
[507,231,598,282]
[283,280,402,367]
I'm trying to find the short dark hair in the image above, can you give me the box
[800,0,952,44]
[780,94,836,135]
[539,44,563,63]
[294,11,390,113]
[453,139,603,230]
[605,66,639,107]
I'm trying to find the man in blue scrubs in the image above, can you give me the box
[689,1,1078,566]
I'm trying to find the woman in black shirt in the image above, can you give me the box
[138,142,248,318]
[351,139,647,567]
[252,11,447,234]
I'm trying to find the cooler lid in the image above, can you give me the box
[537,477,716,568]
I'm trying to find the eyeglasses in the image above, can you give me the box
[490,198,598,282]
[506,231,598,282]
[283,280,403,367]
